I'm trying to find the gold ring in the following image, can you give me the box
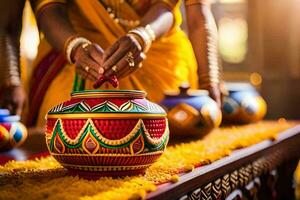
[127,51,134,58]
[126,52,135,67]
[112,65,118,73]
[84,66,89,72]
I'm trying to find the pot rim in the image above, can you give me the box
[225,82,255,92]
[71,90,147,99]
[164,89,209,97]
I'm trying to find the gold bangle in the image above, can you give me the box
[64,37,91,64]
[145,25,156,41]
[128,29,151,52]
[185,0,203,6]
[128,25,155,53]
[63,35,79,56]
[127,33,144,51]
[34,0,66,17]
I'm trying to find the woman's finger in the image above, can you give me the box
[118,52,145,78]
[136,52,146,63]
[103,50,136,78]
[103,57,128,79]
[78,54,104,76]
[102,45,131,72]
[107,51,144,78]
[102,36,140,71]
[15,103,24,116]
[76,62,99,80]
[79,70,97,82]
[87,43,104,66]
[118,52,140,77]
[208,86,222,108]
[76,66,98,82]
[103,45,140,78]
[102,41,119,62]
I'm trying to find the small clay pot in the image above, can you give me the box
[0,109,28,151]
[222,82,267,124]
[160,85,222,138]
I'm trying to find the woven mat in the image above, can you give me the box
[0,121,296,200]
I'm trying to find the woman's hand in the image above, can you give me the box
[0,85,26,116]
[207,83,222,109]
[101,35,146,79]
[72,43,105,82]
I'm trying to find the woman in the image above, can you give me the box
[27,0,221,127]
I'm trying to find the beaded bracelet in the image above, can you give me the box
[64,36,91,64]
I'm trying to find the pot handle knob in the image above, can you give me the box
[179,83,191,95]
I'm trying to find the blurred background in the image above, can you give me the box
[20,0,300,120]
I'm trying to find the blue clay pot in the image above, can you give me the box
[160,85,222,138]
[0,109,28,151]
[222,82,267,124]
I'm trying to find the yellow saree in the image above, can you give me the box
[28,0,198,127]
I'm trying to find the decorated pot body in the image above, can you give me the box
[160,86,222,138]
[0,109,28,151]
[46,90,169,177]
[222,83,267,123]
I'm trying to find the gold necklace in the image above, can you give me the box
[105,0,140,28]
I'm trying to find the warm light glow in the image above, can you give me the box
[278,118,287,124]
[20,1,39,60]
[218,17,248,63]
[250,72,262,86]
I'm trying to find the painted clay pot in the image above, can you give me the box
[160,85,222,138]
[222,82,267,124]
[45,90,169,177]
[0,109,28,151]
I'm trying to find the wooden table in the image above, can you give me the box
[147,125,300,200]
[1,125,300,200]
